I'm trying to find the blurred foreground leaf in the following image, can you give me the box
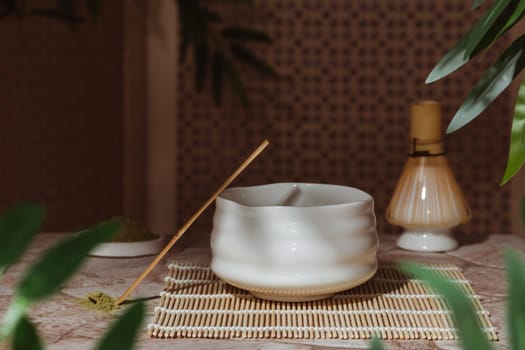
[368,336,386,350]
[12,316,43,350]
[2,220,121,336]
[505,250,525,350]
[96,301,145,350]
[402,263,492,350]
[16,219,121,303]
[0,203,44,274]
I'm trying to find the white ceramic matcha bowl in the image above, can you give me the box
[210,183,378,302]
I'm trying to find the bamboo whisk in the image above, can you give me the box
[386,101,470,252]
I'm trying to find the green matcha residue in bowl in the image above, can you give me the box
[112,217,159,242]
[79,292,120,313]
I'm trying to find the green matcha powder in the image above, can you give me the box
[79,292,120,313]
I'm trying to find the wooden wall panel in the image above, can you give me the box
[0,3,124,231]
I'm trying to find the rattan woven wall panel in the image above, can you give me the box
[0,4,124,231]
[176,1,512,236]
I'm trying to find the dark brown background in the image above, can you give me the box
[0,2,124,231]
[176,0,512,236]
[0,1,514,235]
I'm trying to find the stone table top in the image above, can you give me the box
[1,232,524,350]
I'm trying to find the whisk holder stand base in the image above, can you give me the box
[397,228,457,252]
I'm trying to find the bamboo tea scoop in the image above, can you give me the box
[115,139,269,305]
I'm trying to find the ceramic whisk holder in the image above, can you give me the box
[386,101,471,252]
[210,183,378,302]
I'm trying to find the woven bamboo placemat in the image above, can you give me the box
[148,262,497,340]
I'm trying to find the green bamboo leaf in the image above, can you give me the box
[497,0,525,37]
[0,203,44,273]
[230,44,279,78]
[222,26,272,43]
[212,52,224,106]
[426,33,471,84]
[368,336,386,350]
[465,0,513,55]
[402,263,493,350]
[223,57,249,106]
[12,316,43,350]
[426,0,515,83]
[504,250,525,350]
[16,219,121,303]
[96,302,144,350]
[447,35,525,133]
[472,0,485,10]
[501,75,525,184]
[85,0,102,20]
[194,44,209,93]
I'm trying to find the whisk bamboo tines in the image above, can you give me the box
[386,156,471,227]
[115,139,270,305]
